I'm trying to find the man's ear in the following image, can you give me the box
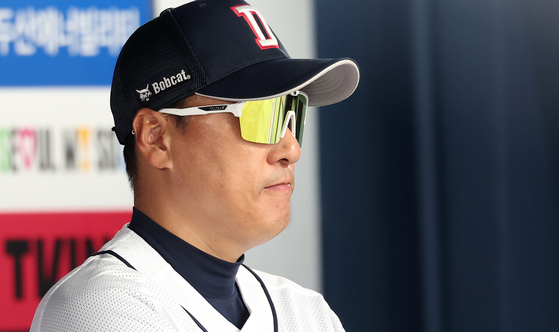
[132,108,172,169]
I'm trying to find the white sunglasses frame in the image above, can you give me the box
[158,92,307,143]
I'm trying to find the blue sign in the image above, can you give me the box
[0,0,151,86]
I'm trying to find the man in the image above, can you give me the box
[30,0,359,331]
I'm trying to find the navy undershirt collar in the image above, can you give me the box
[128,208,249,328]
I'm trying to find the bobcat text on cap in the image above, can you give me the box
[136,69,191,102]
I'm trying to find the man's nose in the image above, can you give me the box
[267,127,301,167]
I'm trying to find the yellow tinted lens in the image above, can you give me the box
[240,97,284,143]
[238,93,307,145]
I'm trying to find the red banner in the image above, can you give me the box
[0,211,131,331]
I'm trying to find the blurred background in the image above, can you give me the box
[317,0,559,331]
[1,0,558,331]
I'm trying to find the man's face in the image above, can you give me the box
[164,95,301,259]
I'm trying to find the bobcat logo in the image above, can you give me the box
[136,85,152,102]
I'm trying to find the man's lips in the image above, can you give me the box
[263,171,294,192]
[264,182,293,191]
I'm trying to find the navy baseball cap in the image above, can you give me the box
[110,0,360,144]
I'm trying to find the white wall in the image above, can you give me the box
[154,0,322,291]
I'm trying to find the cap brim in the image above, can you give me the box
[196,58,360,107]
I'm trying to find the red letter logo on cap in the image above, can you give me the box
[231,5,279,50]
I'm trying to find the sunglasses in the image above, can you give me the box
[159,92,308,146]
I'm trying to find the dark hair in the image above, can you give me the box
[123,98,191,191]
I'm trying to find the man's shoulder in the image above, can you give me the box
[30,226,182,331]
[36,226,152,308]
[241,267,345,332]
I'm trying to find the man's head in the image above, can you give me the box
[110,0,359,145]
[110,0,359,261]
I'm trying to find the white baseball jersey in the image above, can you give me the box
[30,225,345,331]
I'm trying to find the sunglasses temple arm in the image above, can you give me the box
[159,103,244,117]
